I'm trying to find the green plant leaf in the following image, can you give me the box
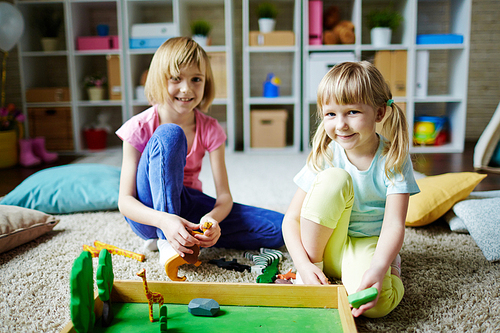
[366,8,403,30]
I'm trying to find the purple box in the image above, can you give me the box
[77,36,120,50]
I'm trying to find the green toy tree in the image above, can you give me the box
[70,251,95,333]
[96,249,114,326]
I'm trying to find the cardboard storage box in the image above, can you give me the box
[28,107,73,151]
[26,87,70,103]
[207,52,227,99]
[106,55,122,100]
[251,110,288,148]
[249,31,295,46]
[374,50,407,97]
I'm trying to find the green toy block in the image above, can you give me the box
[159,305,167,332]
[347,287,378,309]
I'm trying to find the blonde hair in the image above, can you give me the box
[144,37,215,112]
[308,61,410,181]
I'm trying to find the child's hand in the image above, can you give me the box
[194,216,221,248]
[350,267,385,317]
[159,214,200,257]
[297,262,329,285]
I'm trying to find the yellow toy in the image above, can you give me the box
[83,241,145,262]
[136,268,164,322]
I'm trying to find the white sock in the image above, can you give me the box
[143,238,158,251]
[294,261,324,285]
[158,239,178,266]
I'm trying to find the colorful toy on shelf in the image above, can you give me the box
[136,268,165,322]
[263,73,280,97]
[322,5,355,45]
[347,287,379,309]
[413,116,448,146]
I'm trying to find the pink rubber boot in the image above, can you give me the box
[31,136,58,163]
[19,138,41,167]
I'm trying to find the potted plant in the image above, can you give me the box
[366,8,403,47]
[0,104,25,168]
[190,20,212,47]
[36,7,63,52]
[257,2,278,33]
[84,74,107,101]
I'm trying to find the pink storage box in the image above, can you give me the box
[77,36,119,50]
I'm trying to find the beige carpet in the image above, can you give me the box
[1,152,499,332]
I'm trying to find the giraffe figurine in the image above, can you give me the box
[136,268,164,322]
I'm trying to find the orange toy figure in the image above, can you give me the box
[277,268,296,281]
[164,223,212,281]
[94,240,145,262]
[136,268,164,322]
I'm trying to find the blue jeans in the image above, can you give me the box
[124,124,284,250]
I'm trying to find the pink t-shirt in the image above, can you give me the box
[116,105,226,192]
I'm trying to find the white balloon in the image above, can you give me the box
[0,2,25,52]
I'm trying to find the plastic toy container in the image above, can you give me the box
[84,129,107,150]
[413,116,448,146]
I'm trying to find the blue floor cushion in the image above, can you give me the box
[0,164,120,214]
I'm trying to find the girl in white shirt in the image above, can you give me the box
[283,61,419,318]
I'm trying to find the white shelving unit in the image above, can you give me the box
[119,0,236,151]
[301,0,471,153]
[16,0,126,153]
[16,0,235,153]
[242,0,302,152]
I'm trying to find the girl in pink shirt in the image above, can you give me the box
[116,37,283,268]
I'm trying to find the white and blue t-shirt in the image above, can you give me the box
[294,136,420,237]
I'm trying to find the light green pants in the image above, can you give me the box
[301,168,404,318]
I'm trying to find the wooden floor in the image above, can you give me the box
[1,141,499,197]
[0,155,82,197]
[411,141,500,191]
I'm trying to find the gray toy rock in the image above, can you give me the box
[188,298,220,317]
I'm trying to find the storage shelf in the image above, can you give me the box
[21,51,69,57]
[301,0,471,154]
[17,0,236,153]
[415,44,465,51]
[248,96,297,105]
[414,95,464,103]
[26,102,72,108]
[77,100,123,107]
[74,50,122,56]
[246,46,298,53]
[242,0,301,152]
